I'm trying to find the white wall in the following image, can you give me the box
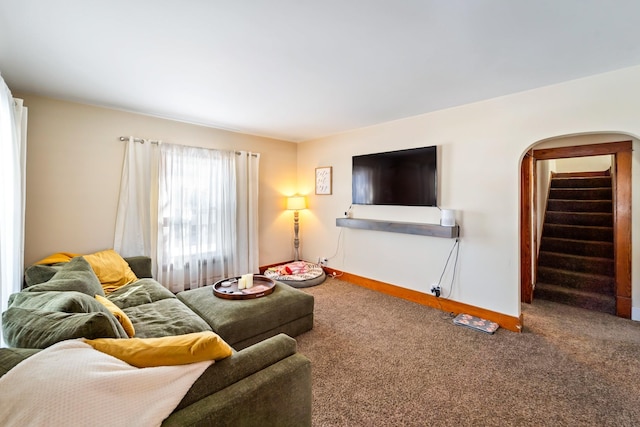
[18,65,640,321]
[536,159,552,251]
[297,65,640,319]
[20,94,298,267]
[554,155,612,173]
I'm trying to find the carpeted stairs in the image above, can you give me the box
[535,171,615,314]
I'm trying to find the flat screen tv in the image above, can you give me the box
[352,146,437,206]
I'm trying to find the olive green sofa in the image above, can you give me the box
[0,256,312,426]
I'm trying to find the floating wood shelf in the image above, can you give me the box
[336,218,459,238]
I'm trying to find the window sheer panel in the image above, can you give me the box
[157,144,237,292]
[0,79,27,347]
[236,152,260,274]
[114,137,158,259]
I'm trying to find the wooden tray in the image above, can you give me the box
[213,275,276,300]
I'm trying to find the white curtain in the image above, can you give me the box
[113,137,159,262]
[235,151,260,274]
[0,77,27,347]
[114,140,260,293]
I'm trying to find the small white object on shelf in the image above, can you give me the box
[440,209,456,226]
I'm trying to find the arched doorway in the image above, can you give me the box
[520,139,632,318]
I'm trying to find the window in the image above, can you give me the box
[156,143,237,292]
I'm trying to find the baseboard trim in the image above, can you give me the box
[324,267,523,333]
[258,262,523,332]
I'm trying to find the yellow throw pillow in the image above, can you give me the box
[83,249,138,294]
[95,295,135,337]
[83,331,233,368]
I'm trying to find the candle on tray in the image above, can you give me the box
[244,273,254,289]
[237,277,246,290]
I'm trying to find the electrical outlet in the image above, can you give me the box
[319,257,328,266]
[430,285,441,297]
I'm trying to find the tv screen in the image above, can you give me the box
[352,146,437,206]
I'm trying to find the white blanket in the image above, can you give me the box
[0,340,212,427]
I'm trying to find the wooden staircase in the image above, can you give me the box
[534,171,615,314]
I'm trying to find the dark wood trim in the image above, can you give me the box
[532,154,538,288]
[259,262,523,330]
[617,297,632,318]
[520,153,533,303]
[614,150,632,317]
[533,140,632,160]
[324,267,523,332]
[522,140,632,319]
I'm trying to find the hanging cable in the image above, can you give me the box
[433,238,460,300]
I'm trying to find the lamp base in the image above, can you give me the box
[293,210,300,261]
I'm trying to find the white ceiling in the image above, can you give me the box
[2,1,640,142]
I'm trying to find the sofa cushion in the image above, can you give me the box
[23,256,151,288]
[123,298,212,338]
[83,249,138,294]
[174,333,297,411]
[23,256,104,297]
[106,278,177,309]
[9,290,108,314]
[122,256,153,279]
[95,295,136,337]
[0,348,40,378]
[23,264,61,287]
[2,307,127,349]
[84,331,232,368]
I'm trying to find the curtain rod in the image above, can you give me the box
[118,136,259,157]
[118,136,160,145]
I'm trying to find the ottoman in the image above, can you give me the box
[177,282,314,350]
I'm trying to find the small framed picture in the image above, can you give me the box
[315,166,332,195]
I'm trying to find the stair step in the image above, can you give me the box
[554,171,610,178]
[540,237,613,258]
[547,199,612,213]
[537,267,614,294]
[542,224,613,242]
[548,187,612,200]
[538,251,614,276]
[550,176,611,188]
[534,283,616,315]
[544,211,612,227]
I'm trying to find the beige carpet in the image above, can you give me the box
[295,277,640,426]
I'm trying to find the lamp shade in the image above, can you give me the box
[287,196,307,211]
